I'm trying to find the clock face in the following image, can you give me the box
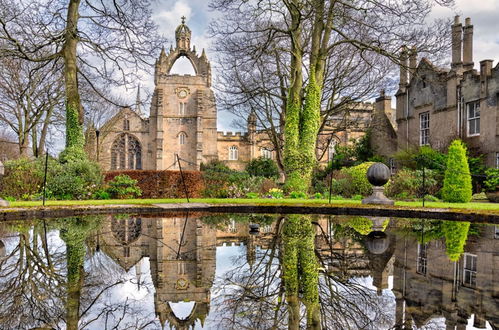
[178,89,188,98]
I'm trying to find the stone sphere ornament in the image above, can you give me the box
[362,162,394,205]
[367,162,391,186]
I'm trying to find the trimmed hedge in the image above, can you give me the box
[104,170,204,198]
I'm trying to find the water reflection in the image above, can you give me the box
[0,214,497,329]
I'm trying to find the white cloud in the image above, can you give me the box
[153,1,193,38]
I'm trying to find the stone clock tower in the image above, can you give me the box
[150,17,218,170]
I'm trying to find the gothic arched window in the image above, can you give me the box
[111,216,142,245]
[110,133,142,170]
[178,132,187,145]
[229,146,238,160]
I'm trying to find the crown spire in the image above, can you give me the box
[175,16,191,51]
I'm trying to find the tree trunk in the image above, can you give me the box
[61,0,85,159]
[283,0,305,192]
[38,105,55,155]
[19,133,30,157]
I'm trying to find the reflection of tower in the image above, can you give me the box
[151,216,217,329]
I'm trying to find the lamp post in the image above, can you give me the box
[95,129,100,162]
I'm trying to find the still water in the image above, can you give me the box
[0,213,497,329]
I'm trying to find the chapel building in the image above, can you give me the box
[89,19,388,172]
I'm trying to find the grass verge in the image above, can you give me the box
[6,198,499,212]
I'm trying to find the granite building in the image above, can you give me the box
[395,16,499,168]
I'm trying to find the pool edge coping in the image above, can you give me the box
[0,203,497,223]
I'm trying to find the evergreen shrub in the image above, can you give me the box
[246,157,279,178]
[441,140,472,203]
[333,162,375,197]
[47,158,103,200]
[1,157,44,199]
[106,174,142,199]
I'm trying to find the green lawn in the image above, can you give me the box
[6,198,499,212]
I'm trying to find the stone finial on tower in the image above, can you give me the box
[451,16,463,69]
[399,46,409,90]
[175,16,191,51]
[463,17,474,70]
[248,112,257,132]
[135,84,142,115]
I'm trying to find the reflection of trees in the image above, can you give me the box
[211,217,287,329]
[0,220,66,329]
[0,216,155,329]
[315,219,394,329]
[210,215,394,329]
[282,215,320,329]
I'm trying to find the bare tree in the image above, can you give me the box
[0,58,64,157]
[0,0,164,158]
[210,0,454,191]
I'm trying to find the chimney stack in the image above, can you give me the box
[463,17,474,70]
[451,16,463,69]
[409,46,417,81]
[399,46,409,90]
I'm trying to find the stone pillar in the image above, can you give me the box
[463,17,473,71]
[451,16,463,69]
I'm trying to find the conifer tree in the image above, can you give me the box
[441,140,472,203]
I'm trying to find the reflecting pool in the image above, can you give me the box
[0,213,497,329]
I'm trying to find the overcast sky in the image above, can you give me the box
[145,0,499,132]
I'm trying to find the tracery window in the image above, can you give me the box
[229,146,238,160]
[111,217,142,245]
[110,133,142,170]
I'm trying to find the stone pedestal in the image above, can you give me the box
[362,186,394,205]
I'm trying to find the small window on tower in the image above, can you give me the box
[178,132,186,145]
[179,102,186,115]
[124,119,130,131]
